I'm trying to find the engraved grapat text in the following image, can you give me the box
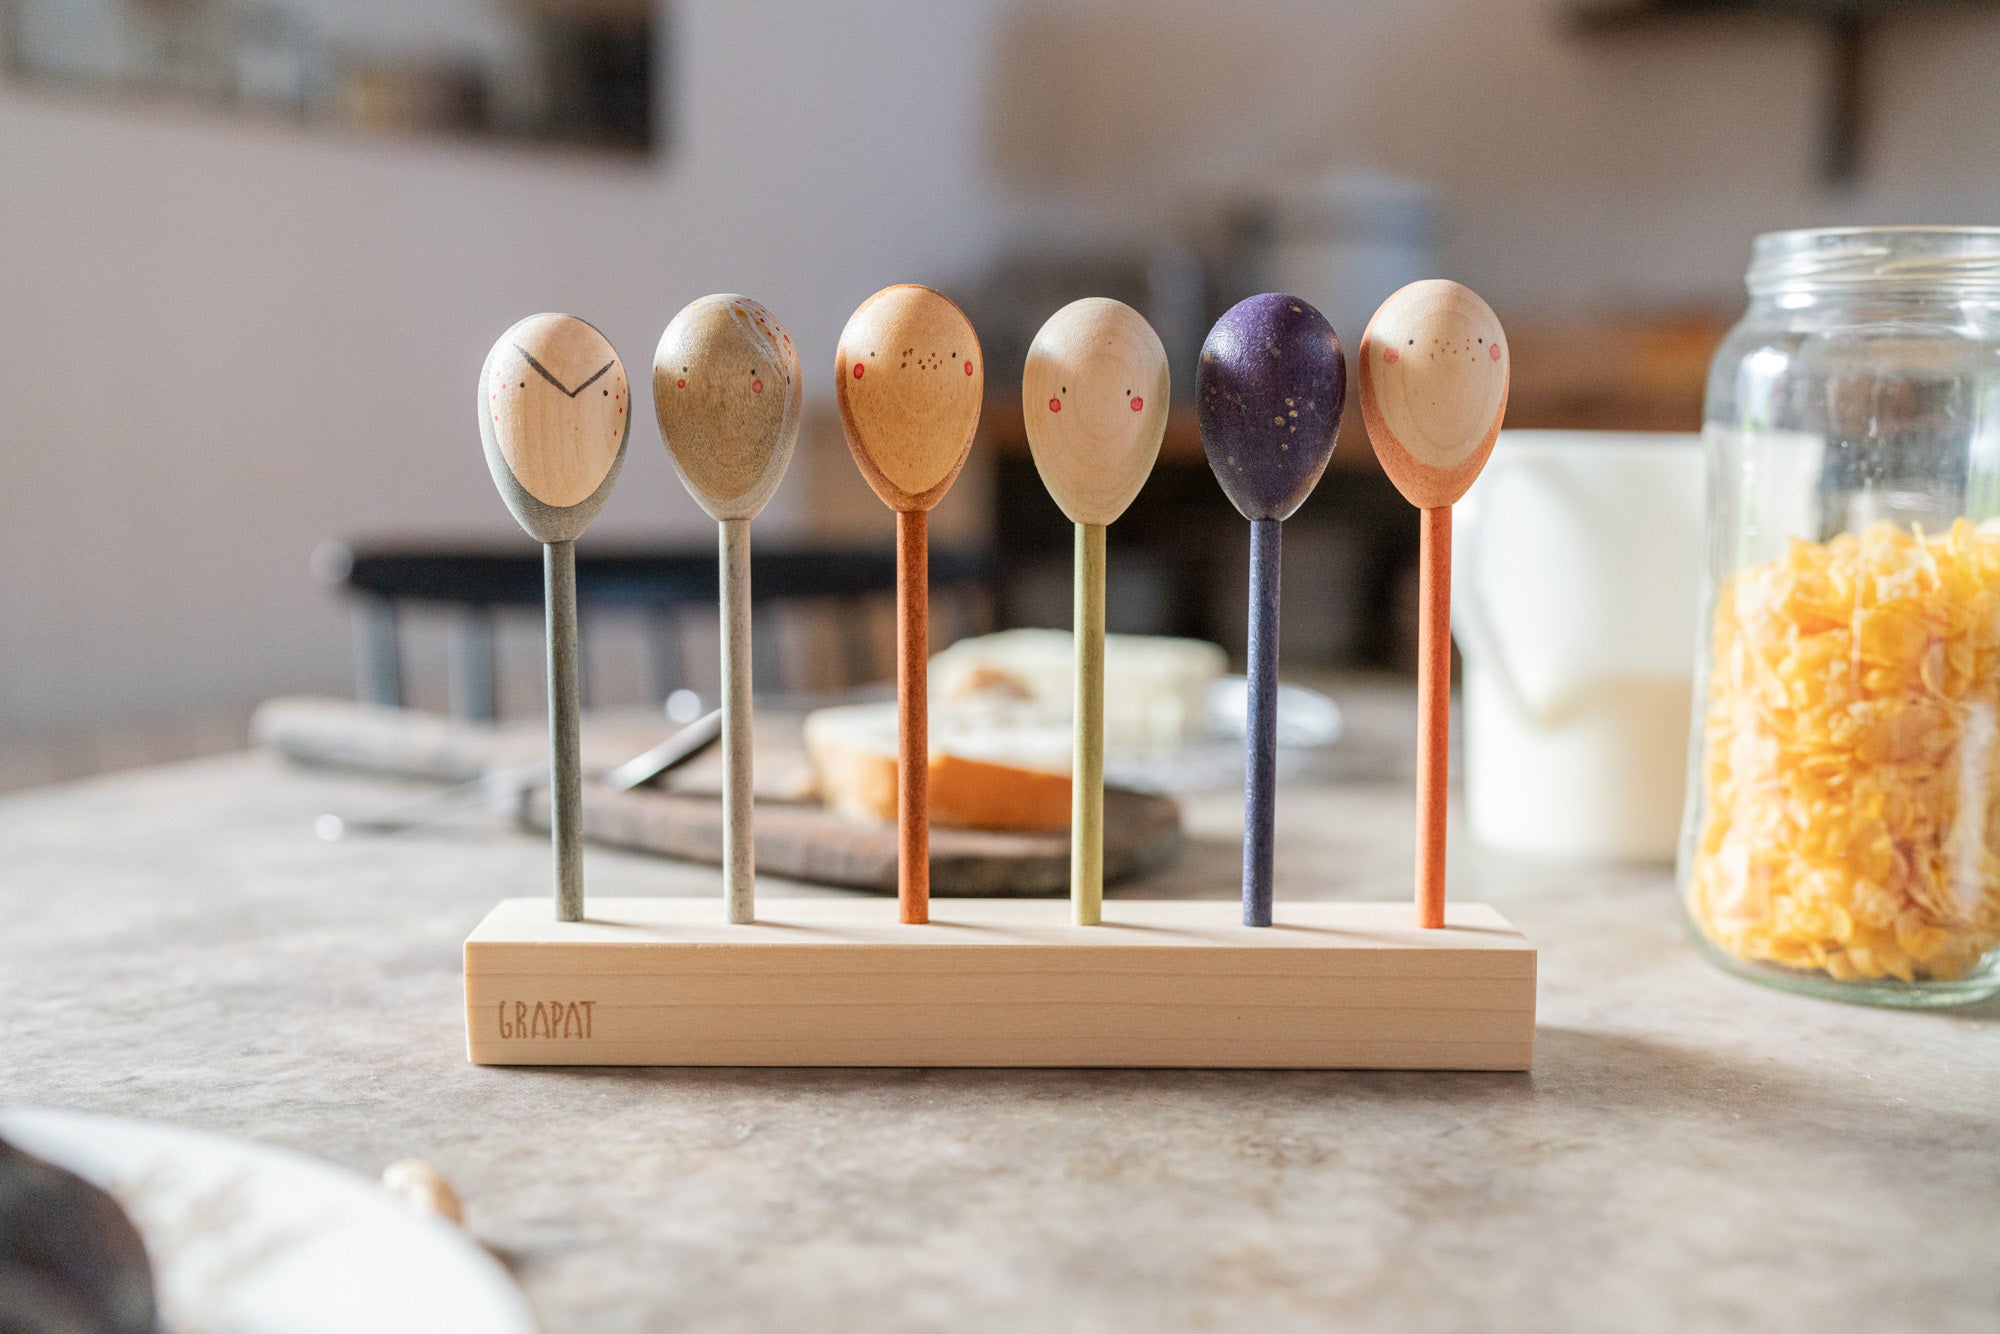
[498,999,595,1040]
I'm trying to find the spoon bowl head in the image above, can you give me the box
[1358,279,1509,509]
[835,284,983,512]
[479,313,630,543]
[1196,293,1347,522]
[1022,297,1170,526]
[652,295,803,522]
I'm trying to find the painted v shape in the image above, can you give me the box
[515,345,615,398]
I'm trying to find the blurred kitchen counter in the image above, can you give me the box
[1,677,1993,1332]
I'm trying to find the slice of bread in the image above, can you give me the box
[804,700,1073,832]
[931,630,1226,749]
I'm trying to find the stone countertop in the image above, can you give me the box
[3,683,1996,1332]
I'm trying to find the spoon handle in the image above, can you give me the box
[1416,506,1451,928]
[720,517,755,923]
[1243,518,1281,927]
[545,539,583,922]
[897,508,930,924]
[1072,522,1106,925]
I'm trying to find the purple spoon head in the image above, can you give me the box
[1196,293,1347,522]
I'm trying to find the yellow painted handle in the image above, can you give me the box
[1072,522,1106,925]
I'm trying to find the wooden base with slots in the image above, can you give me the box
[463,897,1536,1069]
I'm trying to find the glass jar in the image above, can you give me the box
[1681,226,2000,1006]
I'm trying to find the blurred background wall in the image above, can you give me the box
[4,0,2000,749]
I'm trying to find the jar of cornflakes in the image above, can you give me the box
[1682,226,2000,1006]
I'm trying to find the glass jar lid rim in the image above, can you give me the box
[1748,226,2000,294]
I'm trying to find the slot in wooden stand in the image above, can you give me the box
[463,896,1535,1069]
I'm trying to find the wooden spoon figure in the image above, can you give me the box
[479,314,631,921]
[1022,298,1170,925]
[653,295,802,924]
[836,285,983,924]
[1358,280,1509,929]
[1197,294,1346,927]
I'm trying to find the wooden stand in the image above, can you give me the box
[463,897,1535,1069]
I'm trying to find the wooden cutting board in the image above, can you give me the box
[255,697,1182,896]
[514,779,1180,896]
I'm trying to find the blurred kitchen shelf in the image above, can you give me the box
[980,307,1724,465]
[1567,1,2000,185]
[1569,0,1995,31]
[1503,308,1726,432]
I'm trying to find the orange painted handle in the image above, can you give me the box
[897,508,930,924]
[1416,506,1451,929]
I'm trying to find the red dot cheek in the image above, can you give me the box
[1384,348,1400,365]
[752,379,764,394]
[677,379,686,388]
[852,363,865,379]
[964,360,973,376]
[1129,396,1144,412]
[1048,397,1062,413]
[1489,343,1501,361]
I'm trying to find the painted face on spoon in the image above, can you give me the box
[652,295,802,522]
[1196,293,1347,522]
[835,284,983,511]
[483,314,627,507]
[479,312,630,542]
[1022,297,1170,526]
[1358,279,1508,508]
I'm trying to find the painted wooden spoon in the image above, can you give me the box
[1357,279,1509,929]
[1197,293,1346,927]
[653,294,803,923]
[1022,297,1170,925]
[479,313,631,921]
[835,284,983,924]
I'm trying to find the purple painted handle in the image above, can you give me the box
[1243,517,1280,926]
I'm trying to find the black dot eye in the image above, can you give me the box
[519,382,525,388]
[602,388,608,396]
[1407,339,1414,346]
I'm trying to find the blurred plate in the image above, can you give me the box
[0,1108,534,1334]
[1105,679,1344,793]
[1204,677,1345,747]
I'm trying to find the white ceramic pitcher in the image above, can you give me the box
[1452,431,1705,861]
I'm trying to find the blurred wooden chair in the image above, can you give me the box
[315,542,996,720]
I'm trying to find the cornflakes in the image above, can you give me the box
[1687,519,2000,984]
